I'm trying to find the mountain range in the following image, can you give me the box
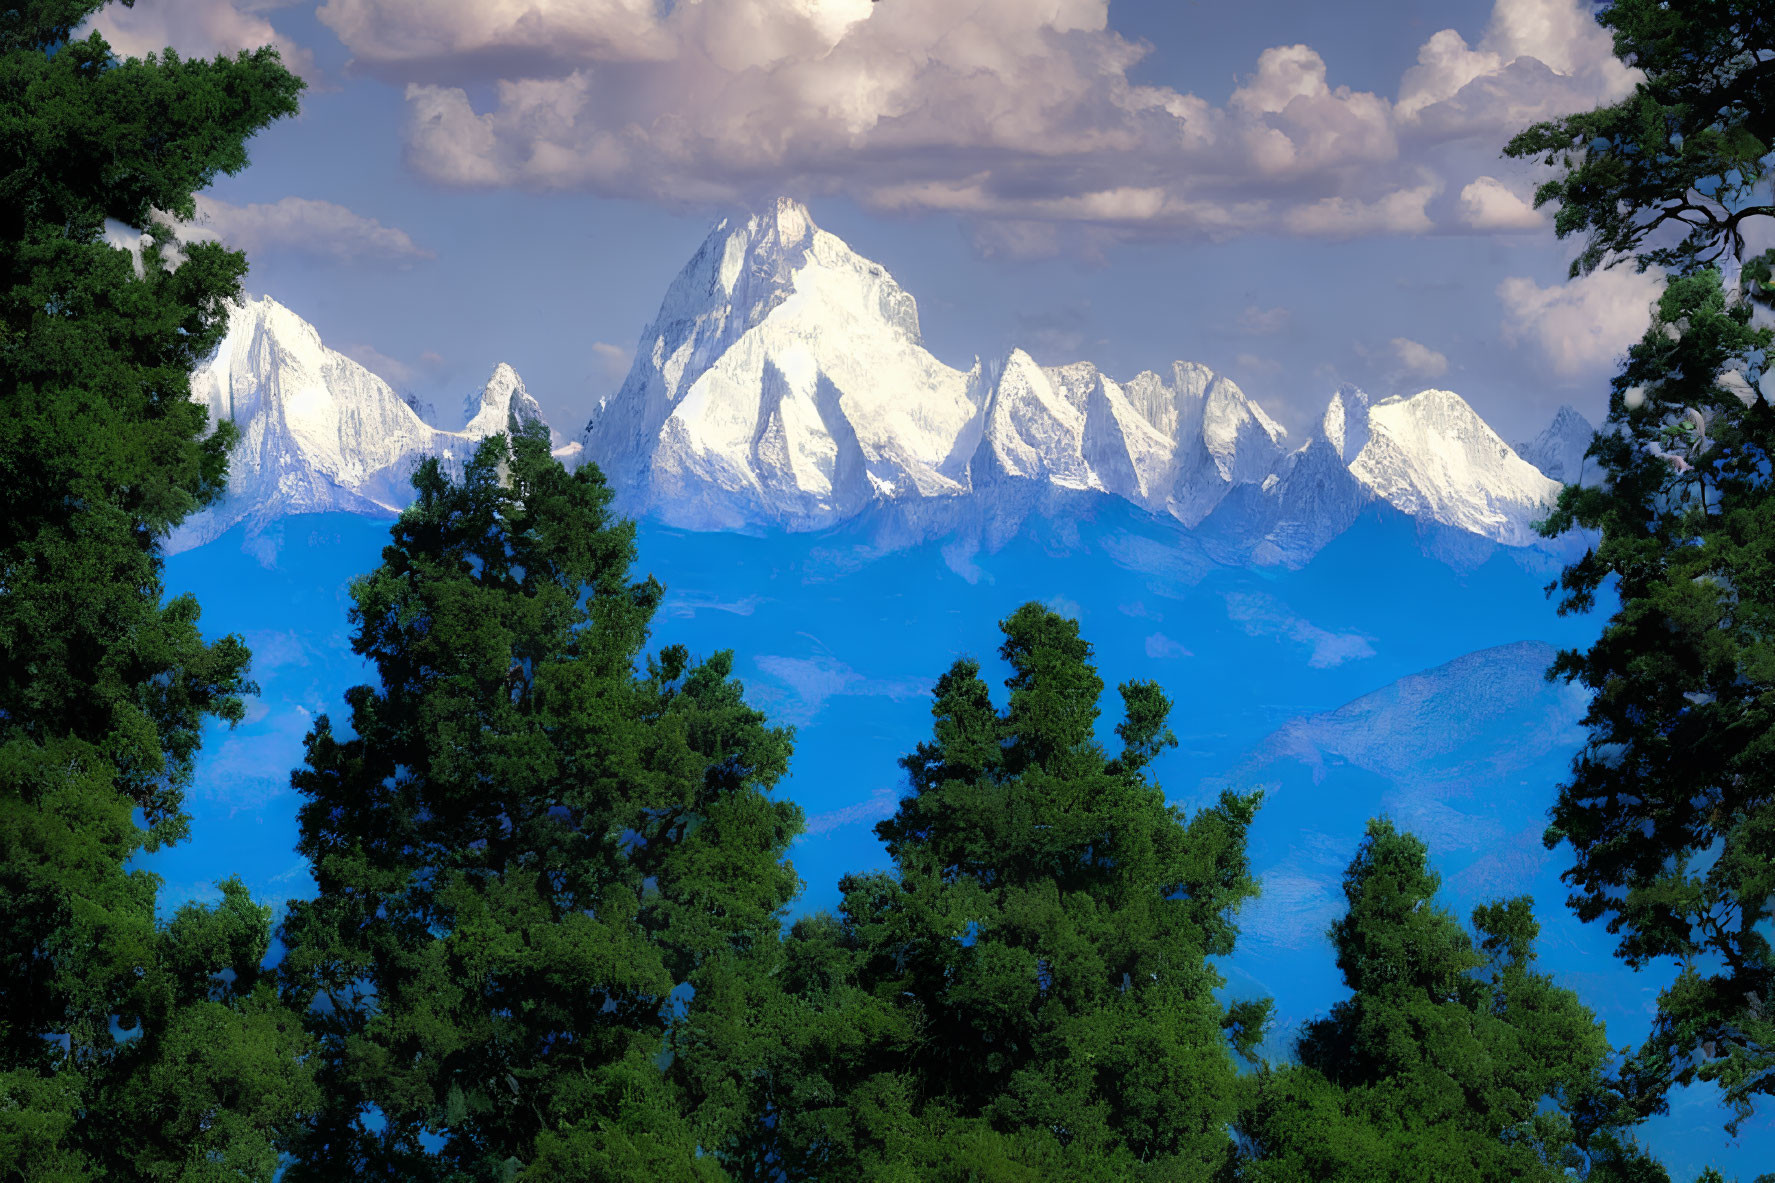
[168,198,1595,567]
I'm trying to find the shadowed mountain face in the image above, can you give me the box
[1513,404,1598,488]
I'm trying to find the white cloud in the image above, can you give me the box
[1047,594,1084,620]
[1144,632,1193,659]
[174,195,434,266]
[1227,44,1397,177]
[1224,592,1376,669]
[1498,266,1665,379]
[1237,305,1293,335]
[1234,352,1284,378]
[660,590,767,618]
[340,342,417,386]
[590,341,631,382]
[1282,183,1439,238]
[84,0,318,80]
[1389,337,1450,379]
[801,786,899,838]
[1459,175,1546,231]
[1396,0,1637,132]
[313,0,1639,246]
[318,0,678,71]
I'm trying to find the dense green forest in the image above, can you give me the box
[1,0,1771,1178]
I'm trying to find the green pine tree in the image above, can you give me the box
[1504,0,1775,1129]
[748,603,1267,1180]
[0,3,309,1178]
[276,426,804,1181]
[1237,820,1665,1183]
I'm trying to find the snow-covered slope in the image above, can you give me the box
[582,197,982,530]
[1514,405,1596,487]
[580,199,1559,561]
[1151,381,1563,566]
[461,362,550,439]
[167,297,559,552]
[1344,388,1561,547]
[171,203,1570,568]
[975,354,1288,528]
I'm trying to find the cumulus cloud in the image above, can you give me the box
[1389,337,1450,379]
[1396,0,1637,134]
[1459,175,1546,231]
[590,340,631,382]
[174,195,435,265]
[310,0,1637,245]
[1283,182,1439,238]
[84,0,319,80]
[1224,592,1376,669]
[340,342,418,386]
[1498,265,1664,379]
[1237,306,1293,335]
[1144,633,1193,660]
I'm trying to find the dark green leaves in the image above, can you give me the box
[279,428,803,1180]
[1504,0,1773,277]
[1,6,306,1178]
[770,603,1265,1180]
[1508,0,1775,1134]
[1238,820,1663,1183]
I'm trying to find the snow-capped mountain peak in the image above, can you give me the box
[462,362,548,438]
[1514,404,1597,486]
[571,199,1567,558]
[1343,387,1560,546]
[168,296,558,553]
[1321,383,1371,463]
[583,196,980,530]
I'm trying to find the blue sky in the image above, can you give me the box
[86,0,1663,445]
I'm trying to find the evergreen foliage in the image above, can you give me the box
[276,426,803,1181]
[736,604,1266,1180]
[1506,0,1775,1128]
[1237,820,1665,1183]
[0,3,308,1177]
[1505,0,1772,278]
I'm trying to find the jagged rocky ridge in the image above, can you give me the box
[174,201,1582,566]
[1513,404,1597,488]
[579,198,1570,566]
[167,296,570,553]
